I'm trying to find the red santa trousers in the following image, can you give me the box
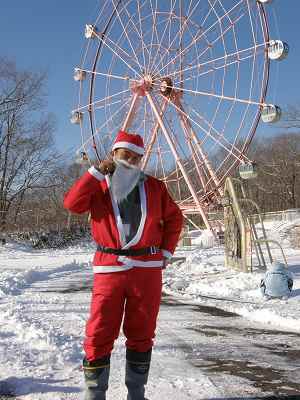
[84,267,162,361]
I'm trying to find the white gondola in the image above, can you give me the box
[76,151,89,165]
[261,104,281,123]
[70,111,83,124]
[257,0,272,4]
[268,40,289,61]
[239,162,258,180]
[74,68,86,81]
[85,24,98,39]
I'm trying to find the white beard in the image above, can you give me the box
[111,157,141,202]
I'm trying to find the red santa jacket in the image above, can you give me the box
[64,167,183,273]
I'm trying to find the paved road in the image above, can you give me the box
[28,266,300,398]
[160,293,300,399]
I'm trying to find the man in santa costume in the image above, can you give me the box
[64,130,183,400]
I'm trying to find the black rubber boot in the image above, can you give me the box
[125,348,152,400]
[83,355,110,400]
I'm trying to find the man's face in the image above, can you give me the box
[111,148,143,201]
[113,148,142,167]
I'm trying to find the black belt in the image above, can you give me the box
[96,245,160,256]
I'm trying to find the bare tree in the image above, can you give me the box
[0,58,60,239]
[248,132,300,212]
[279,104,300,130]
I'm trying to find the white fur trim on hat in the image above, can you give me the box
[112,141,144,155]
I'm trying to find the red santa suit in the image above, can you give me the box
[64,153,183,362]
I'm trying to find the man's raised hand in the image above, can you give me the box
[96,160,116,175]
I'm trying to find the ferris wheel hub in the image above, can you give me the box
[129,75,155,96]
[143,74,153,85]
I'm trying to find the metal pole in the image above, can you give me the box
[121,93,140,131]
[141,98,168,170]
[255,239,287,267]
[174,100,208,190]
[173,95,223,196]
[240,198,273,264]
[146,92,213,232]
[231,177,273,265]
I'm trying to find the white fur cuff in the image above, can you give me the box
[162,250,173,259]
[88,166,104,181]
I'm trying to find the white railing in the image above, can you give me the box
[251,208,300,224]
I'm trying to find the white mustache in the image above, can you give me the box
[113,157,139,170]
[111,157,141,202]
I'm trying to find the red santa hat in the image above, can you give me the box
[112,130,145,156]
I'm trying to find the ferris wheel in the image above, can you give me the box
[71,0,288,231]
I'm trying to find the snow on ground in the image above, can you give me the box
[166,220,300,332]
[164,245,300,333]
[0,219,300,398]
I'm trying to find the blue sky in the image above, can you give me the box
[0,1,299,160]
[0,0,98,159]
